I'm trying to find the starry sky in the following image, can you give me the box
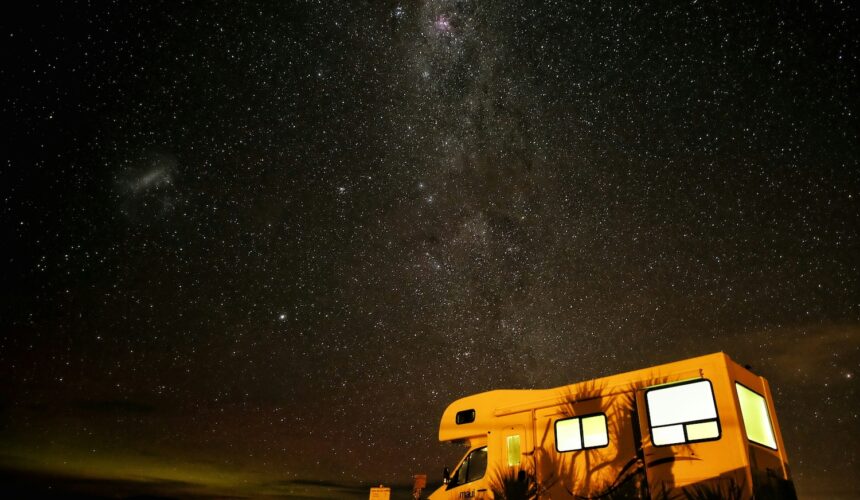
[2,1,858,498]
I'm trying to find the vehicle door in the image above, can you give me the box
[443,445,490,499]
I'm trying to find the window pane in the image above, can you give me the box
[466,447,488,482]
[686,420,719,441]
[556,418,582,451]
[506,435,521,466]
[652,424,685,446]
[582,414,609,448]
[455,455,469,484]
[736,384,777,449]
[647,380,717,427]
[456,409,476,425]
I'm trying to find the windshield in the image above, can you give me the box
[448,446,488,489]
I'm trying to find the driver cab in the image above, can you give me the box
[430,392,544,500]
[444,445,488,497]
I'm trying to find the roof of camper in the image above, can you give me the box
[438,352,740,443]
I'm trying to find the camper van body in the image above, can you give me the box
[428,352,796,499]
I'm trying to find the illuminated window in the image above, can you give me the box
[507,435,521,466]
[555,413,609,452]
[736,383,777,450]
[645,379,721,446]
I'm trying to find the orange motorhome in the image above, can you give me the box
[428,352,796,499]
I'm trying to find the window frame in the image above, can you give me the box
[554,412,610,453]
[455,409,476,425]
[735,382,778,451]
[644,378,722,447]
[446,446,488,490]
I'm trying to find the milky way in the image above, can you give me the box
[2,1,858,498]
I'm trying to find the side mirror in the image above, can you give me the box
[442,466,450,484]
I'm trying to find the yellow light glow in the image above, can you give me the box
[556,418,582,451]
[736,383,777,449]
[582,414,608,448]
[506,435,521,466]
[685,420,719,441]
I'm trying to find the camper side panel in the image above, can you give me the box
[729,363,798,499]
[534,391,645,498]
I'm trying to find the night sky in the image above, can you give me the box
[2,1,858,498]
